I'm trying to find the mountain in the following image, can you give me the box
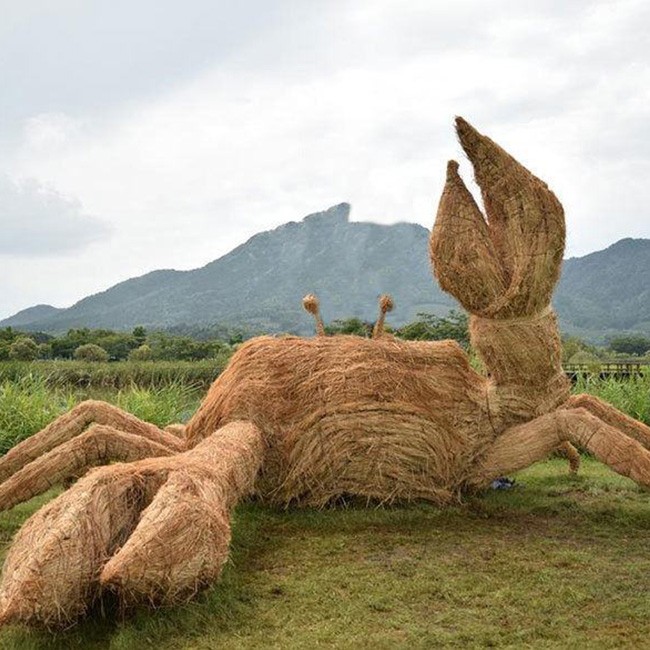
[554,238,650,340]
[3,205,649,342]
[0,304,63,328]
[0,204,455,335]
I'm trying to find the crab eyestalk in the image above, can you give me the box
[302,293,325,337]
[372,294,394,339]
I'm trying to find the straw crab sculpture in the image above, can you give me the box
[1,118,649,628]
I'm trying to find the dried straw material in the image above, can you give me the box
[471,408,650,489]
[0,400,183,484]
[0,425,173,512]
[99,421,262,605]
[302,293,325,336]
[0,422,262,627]
[0,464,159,627]
[470,308,571,426]
[565,393,650,448]
[379,294,394,313]
[372,294,394,339]
[430,118,565,320]
[2,117,650,629]
[186,335,493,506]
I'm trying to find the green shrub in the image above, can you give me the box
[128,344,153,361]
[8,337,39,361]
[74,343,110,362]
[397,310,469,347]
[37,343,53,359]
[608,335,650,356]
[324,318,373,337]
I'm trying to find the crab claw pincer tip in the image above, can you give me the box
[454,116,484,159]
[446,160,460,180]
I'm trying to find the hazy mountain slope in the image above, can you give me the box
[555,238,650,338]
[3,205,649,341]
[2,204,454,334]
[39,268,187,331]
[0,304,63,328]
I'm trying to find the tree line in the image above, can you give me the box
[0,326,231,362]
[1,312,649,363]
[0,312,470,362]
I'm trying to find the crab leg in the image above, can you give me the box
[564,394,650,449]
[471,407,650,489]
[0,420,263,628]
[557,441,581,473]
[0,400,184,483]
[0,425,174,512]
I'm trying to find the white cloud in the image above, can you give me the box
[23,113,82,150]
[0,175,110,256]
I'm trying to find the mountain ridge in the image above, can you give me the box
[3,204,650,342]
[1,204,454,335]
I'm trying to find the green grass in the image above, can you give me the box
[0,376,201,454]
[0,375,648,647]
[0,359,229,391]
[0,460,648,649]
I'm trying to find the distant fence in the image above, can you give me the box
[563,361,649,381]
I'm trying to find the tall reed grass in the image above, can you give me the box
[0,358,229,390]
[0,376,201,454]
[573,369,650,425]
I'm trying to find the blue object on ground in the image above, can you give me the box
[490,477,517,490]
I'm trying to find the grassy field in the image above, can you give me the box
[0,373,648,648]
[0,376,201,454]
[0,359,229,391]
[0,461,647,649]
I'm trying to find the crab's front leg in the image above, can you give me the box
[0,425,175,511]
[0,400,187,513]
[547,394,650,477]
[0,421,264,628]
[0,400,185,483]
[470,407,650,490]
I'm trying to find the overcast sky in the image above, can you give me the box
[1,0,649,319]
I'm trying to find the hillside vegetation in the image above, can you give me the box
[3,205,650,342]
[0,204,453,335]
[556,238,650,338]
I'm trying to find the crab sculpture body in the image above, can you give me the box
[0,119,649,628]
